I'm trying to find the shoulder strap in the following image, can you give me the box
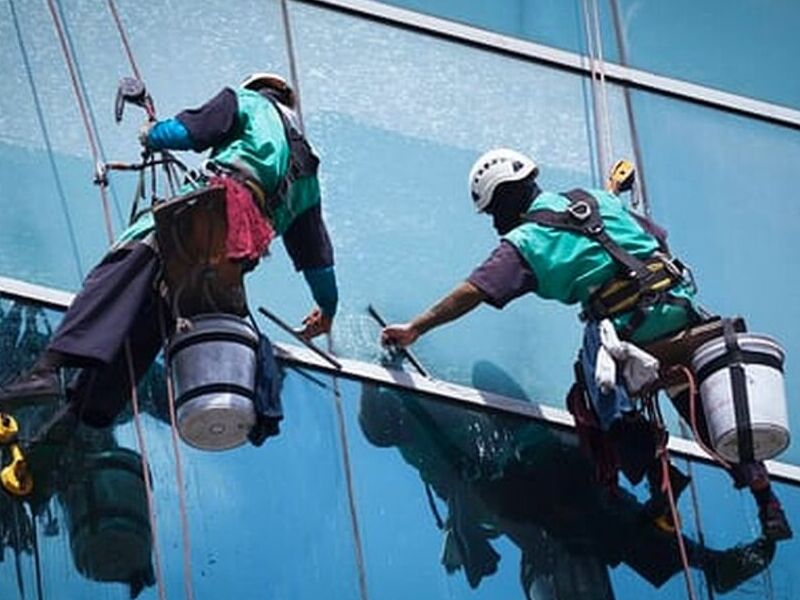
[523,188,652,281]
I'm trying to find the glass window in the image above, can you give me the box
[278,3,635,411]
[339,376,792,598]
[0,0,289,289]
[631,90,800,463]
[614,0,800,109]
[369,0,620,61]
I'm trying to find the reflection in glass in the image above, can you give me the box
[357,358,774,598]
[0,298,158,597]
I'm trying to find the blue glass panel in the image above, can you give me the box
[281,3,635,411]
[0,299,363,598]
[615,0,800,109]
[335,368,793,598]
[631,91,800,463]
[0,0,288,288]
[370,0,619,61]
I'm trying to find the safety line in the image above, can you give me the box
[9,0,84,282]
[589,0,614,177]
[159,306,196,600]
[28,504,44,600]
[125,341,168,600]
[327,336,370,600]
[105,6,195,596]
[607,0,651,216]
[53,0,126,229]
[44,0,115,244]
[279,0,305,132]
[107,0,142,81]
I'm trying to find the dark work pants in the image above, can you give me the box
[49,242,169,427]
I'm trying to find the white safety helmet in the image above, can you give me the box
[241,72,296,108]
[468,148,538,213]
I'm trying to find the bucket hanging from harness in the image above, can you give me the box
[523,189,693,336]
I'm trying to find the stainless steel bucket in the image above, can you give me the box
[167,314,257,450]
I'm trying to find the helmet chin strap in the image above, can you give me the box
[490,179,540,235]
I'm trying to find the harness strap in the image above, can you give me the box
[524,189,654,282]
[723,319,755,463]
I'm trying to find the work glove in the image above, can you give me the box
[297,307,332,341]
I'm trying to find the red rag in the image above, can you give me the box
[211,176,275,261]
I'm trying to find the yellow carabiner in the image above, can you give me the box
[1,443,33,496]
[0,413,19,445]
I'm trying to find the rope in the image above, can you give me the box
[646,393,699,600]
[9,0,84,281]
[671,365,732,471]
[125,341,167,600]
[580,0,611,182]
[327,335,370,600]
[28,504,44,600]
[679,421,716,600]
[607,0,651,216]
[106,0,156,120]
[44,0,116,244]
[279,0,305,133]
[589,0,614,174]
[158,305,196,600]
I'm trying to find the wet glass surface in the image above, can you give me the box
[0,297,797,599]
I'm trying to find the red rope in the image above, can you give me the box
[671,365,732,471]
[44,0,115,244]
[656,437,698,600]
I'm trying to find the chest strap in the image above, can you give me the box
[522,189,693,333]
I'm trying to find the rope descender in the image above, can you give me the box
[0,413,33,496]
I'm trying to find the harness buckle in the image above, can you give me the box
[567,200,592,222]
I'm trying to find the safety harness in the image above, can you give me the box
[523,189,699,339]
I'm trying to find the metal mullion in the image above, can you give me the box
[293,0,800,130]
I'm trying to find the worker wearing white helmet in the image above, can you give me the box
[382,149,791,543]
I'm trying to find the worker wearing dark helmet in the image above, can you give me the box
[0,73,338,432]
[381,148,791,542]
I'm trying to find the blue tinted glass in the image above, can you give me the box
[631,91,800,463]
[371,0,619,61]
[615,0,800,109]
[280,3,635,410]
[337,373,794,598]
[0,0,288,289]
[0,303,364,600]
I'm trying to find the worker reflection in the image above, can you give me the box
[358,358,775,598]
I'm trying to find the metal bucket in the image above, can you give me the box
[61,448,153,584]
[167,313,257,450]
[691,333,789,462]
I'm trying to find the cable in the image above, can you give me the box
[327,335,370,600]
[125,341,167,600]
[279,0,305,133]
[9,0,84,282]
[158,304,196,600]
[44,0,115,244]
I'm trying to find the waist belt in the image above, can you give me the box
[203,161,269,216]
[583,253,686,321]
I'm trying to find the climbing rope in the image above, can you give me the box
[125,341,167,600]
[158,304,196,600]
[45,0,117,243]
[581,0,613,182]
[9,0,84,281]
[279,0,305,133]
[326,334,370,600]
[643,392,699,600]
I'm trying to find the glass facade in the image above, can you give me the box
[0,0,798,599]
